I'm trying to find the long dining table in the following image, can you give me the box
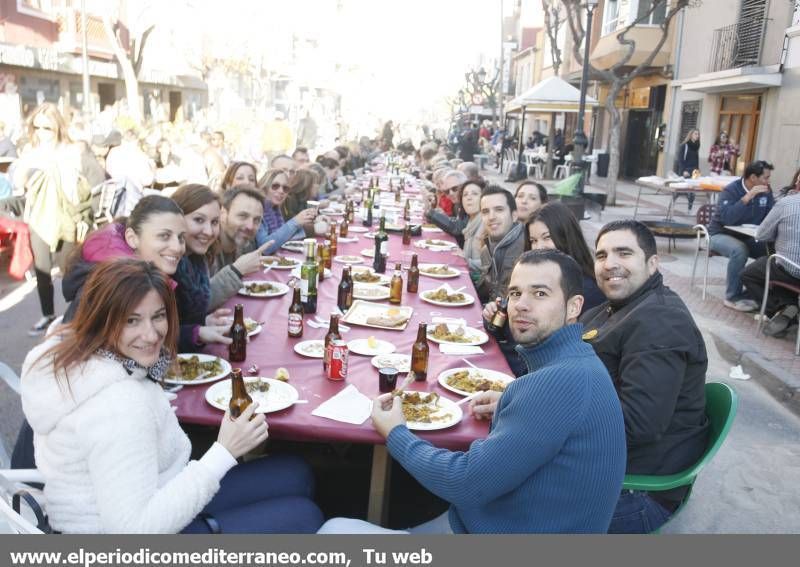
[172,175,515,525]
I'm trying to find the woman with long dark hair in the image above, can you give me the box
[21,259,323,533]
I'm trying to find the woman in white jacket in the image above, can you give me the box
[21,258,323,534]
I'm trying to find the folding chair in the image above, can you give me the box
[755,254,800,355]
[623,382,738,532]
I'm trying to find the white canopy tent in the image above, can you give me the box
[504,76,599,179]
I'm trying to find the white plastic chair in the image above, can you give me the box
[0,361,21,470]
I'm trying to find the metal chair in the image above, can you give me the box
[690,204,721,300]
[755,254,800,355]
[0,469,48,534]
[623,382,738,532]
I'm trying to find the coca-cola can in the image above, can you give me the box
[326,339,348,381]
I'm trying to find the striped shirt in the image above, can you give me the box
[261,205,285,233]
[756,193,800,278]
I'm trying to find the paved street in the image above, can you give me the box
[2,166,799,532]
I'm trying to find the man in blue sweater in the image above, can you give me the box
[708,160,775,311]
[319,250,627,534]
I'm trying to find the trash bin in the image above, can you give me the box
[596,153,610,177]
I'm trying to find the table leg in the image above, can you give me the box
[367,445,392,526]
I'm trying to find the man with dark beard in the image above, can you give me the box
[319,250,626,534]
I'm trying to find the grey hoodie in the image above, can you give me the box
[477,221,526,303]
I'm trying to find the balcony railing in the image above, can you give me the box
[707,17,766,73]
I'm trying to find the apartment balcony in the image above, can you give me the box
[54,7,124,60]
[707,17,765,73]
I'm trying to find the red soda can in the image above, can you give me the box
[326,339,348,381]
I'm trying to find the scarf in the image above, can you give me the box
[96,347,172,383]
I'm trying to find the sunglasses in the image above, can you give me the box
[34,125,55,131]
[271,183,290,192]
[445,185,462,193]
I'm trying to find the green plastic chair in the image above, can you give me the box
[622,382,738,526]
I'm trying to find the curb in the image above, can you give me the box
[709,329,800,416]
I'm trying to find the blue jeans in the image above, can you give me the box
[182,454,323,534]
[709,233,767,300]
[607,491,673,534]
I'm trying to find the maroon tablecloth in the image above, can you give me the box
[173,191,512,451]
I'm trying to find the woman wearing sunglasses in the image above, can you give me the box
[255,168,315,251]
[12,103,96,336]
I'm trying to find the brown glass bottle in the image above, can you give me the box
[389,263,403,305]
[402,223,411,245]
[329,225,338,257]
[346,200,354,223]
[322,241,332,269]
[407,254,419,293]
[288,287,304,338]
[323,315,341,372]
[337,266,353,312]
[403,199,411,221]
[411,323,429,381]
[228,303,247,362]
[487,296,509,335]
[340,218,349,237]
[228,368,252,418]
[317,246,326,283]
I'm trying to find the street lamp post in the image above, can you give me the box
[573,0,598,194]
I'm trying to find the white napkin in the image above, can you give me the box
[312,384,373,425]
[728,365,751,381]
[439,344,484,355]
[431,316,467,327]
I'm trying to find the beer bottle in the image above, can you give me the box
[362,193,373,227]
[395,180,401,203]
[389,263,403,305]
[373,213,388,273]
[407,253,419,293]
[228,368,252,418]
[487,296,509,335]
[323,314,342,373]
[411,323,429,381]
[300,238,317,314]
[340,217,349,237]
[346,200,354,223]
[402,223,411,245]
[317,245,326,283]
[229,304,247,362]
[322,240,332,269]
[337,266,353,312]
[288,286,304,338]
[329,224,338,257]
[389,178,393,192]
[403,199,411,221]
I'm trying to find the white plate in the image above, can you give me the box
[348,338,396,356]
[353,284,390,301]
[205,377,299,414]
[420,288,475,307]
[421,225,444,233]
[165,354,232,386]
[437,367,515,397]
[280,241,306,253]
[371,353,411,373]
[360,248,376,258]
[348,226,369,233]
[342,300,413,331]
[294,339,325,358]
[402,393,464,431]
[418,263,461,279]
[362,232,377,239]
[320,208,344,216]
[426,325,488,346]
[261,256,301,269]
[351,266,391,285]
[245,318,262,337]
[334,255,365,265]
[337,236,359,243]
[238,280,290,298]
[414,239,456,252]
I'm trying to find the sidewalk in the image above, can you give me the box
[481,165,800,415]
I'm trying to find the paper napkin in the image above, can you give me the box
[439,344,484,355]
[311,384,373,425]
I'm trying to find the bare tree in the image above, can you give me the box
[102,15,155,123]
[542,0,564,75]
[562,0,694,204]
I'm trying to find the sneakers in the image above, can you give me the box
[724,298,759,312]
[28,315,56,337]
[763,305,799,337]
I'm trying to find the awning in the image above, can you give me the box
[505,76,598,114]
[679,65,782,93]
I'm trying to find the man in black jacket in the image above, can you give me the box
[580,220,709,533]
